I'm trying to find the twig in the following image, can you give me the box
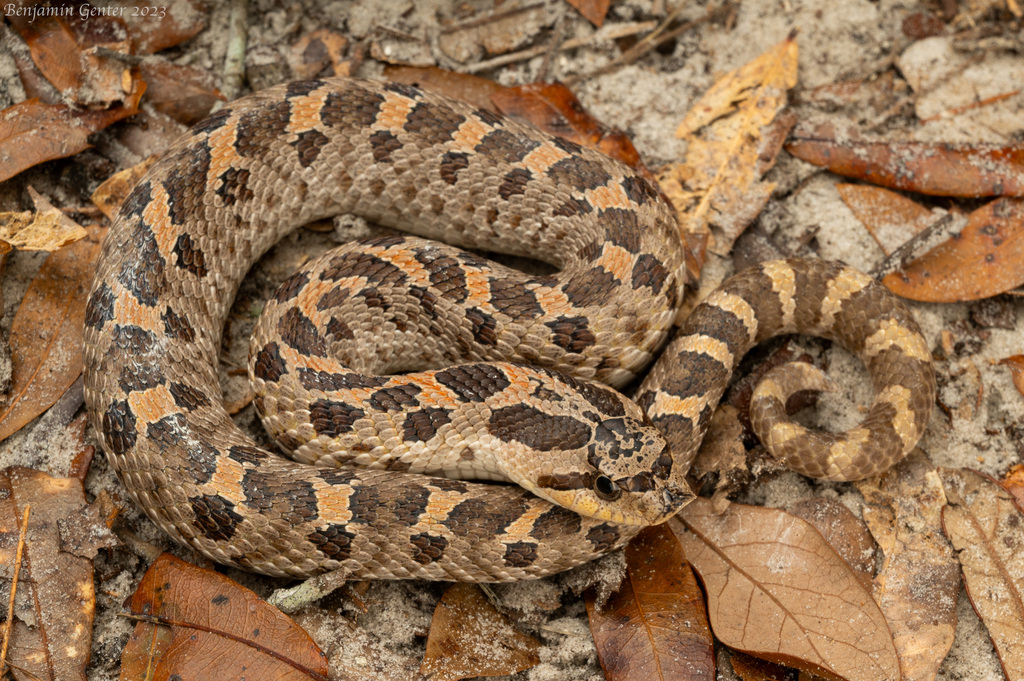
[565,2,731,85]
[222,0,248,101]
[870,212,967,280]
[464,20,657,73]
[267,568,348,613]
[537,11,570,82]
[1,505,31,678]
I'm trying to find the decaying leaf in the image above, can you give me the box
[788,497,876,589]
[999,355,1024,397]
[385,65,503,112]
[0,81,145,183]
[138,60,225,125]
[0,226,102,444]
[292,29,351,79]
[0,467,107,681]
[0,188,88,252]
[882,197,1024,302]
[787,121,1024,197]
[672,497,899,681]
[836,184,939,256]
[857,451,960,681]
[1003,464,1024,511]
[121,553,329,681]
[730,649,795,681]
[564,0,611,27]
[420,583,540,681]
[112,0,208,54]
[940,468,1024,681]
[586,524,714,680]
[91,156,161,220]
[659,34,798,256]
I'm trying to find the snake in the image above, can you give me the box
[82,77,935,581]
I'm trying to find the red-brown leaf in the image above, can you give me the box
[587,524,714,680]
[564,0,611,26]
[787,123,1024,197]
[0,227,103,443]
[0,79,145,183]
[882,197,1024,302]
[121,553,328,681]
[138,60,225,125]
[835,183,936,256]
[999,355,1024,397]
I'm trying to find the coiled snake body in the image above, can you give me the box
[83,78,935,580]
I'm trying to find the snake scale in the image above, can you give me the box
[82,78,935,581]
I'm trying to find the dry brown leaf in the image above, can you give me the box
[691,404,750,507]
[438,4,549,63]
[787,122,1024,197]
[789,497,876,590]
[586,524,714,680]
[836,184,938,256]
[385,66,503,112]
[420,583,540,681]
[138,60,225,125]
[121,553,328,681]
[999,355,1024,397]
[730,649,796,681]
[91,156,161,220]
[0,226,102,444]
[0,187,89,252]
[857,451,960,681]
[292,29,350,79]
[940,468,1024,681]
[882,197,1024,302]
[659,34,798,256]
[1004,464,1024,511]
[672,497,899,681]
[0,80,145,183]
[564,0,611,26]
[0,467,107,681]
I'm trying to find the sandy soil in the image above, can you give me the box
[1,0,1022,678]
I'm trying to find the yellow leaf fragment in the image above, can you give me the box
[660,35,798,256]
[0,189,87,251]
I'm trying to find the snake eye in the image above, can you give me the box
[594,475,621,501]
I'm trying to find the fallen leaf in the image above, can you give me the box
[858,451,960,681]
[999,355,1024,397]
[438,4,549,63]
[420,583,540,681]
[0,79,145,183]
[385,65,502,112]
[0,226,102,444]
[940,468,1024,681]
[882,197,1024,302]
[292,29,350,79]
[586,524,714,680]
[730,649,796,681]
[564,0,610,26]
[0,188,88,251]
[121,553,328,681]
[836,184,939,256]
[1004,464,1024,511]
[91,156,161,220]
[789,497,876,590]
[672,498,900,681]
[0,466,107,681]
[660,34,798,256]
[138,60,225,125]
[491,81,658,185]
[787,122,1024,197]
[691,404,750,507]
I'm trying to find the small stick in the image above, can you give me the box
[566,3,730,85]
[464,21,657,73]
[1,505,31,678]
[870,212,967,280]
[537,12,570,82]
[222,0,249,101]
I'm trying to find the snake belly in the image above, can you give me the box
[82,77,935,580]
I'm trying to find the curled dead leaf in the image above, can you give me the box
[672,498,900,681]
[586,524,714,680]
[999,355,1024,397]
[91,156,161,220]
[940,468,1024,681]
[787,122,1024,197]
[660,35,798,256]
[857,451,959,681]
[836,184,938,257]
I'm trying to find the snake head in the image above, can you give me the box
[532,415,694,525]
